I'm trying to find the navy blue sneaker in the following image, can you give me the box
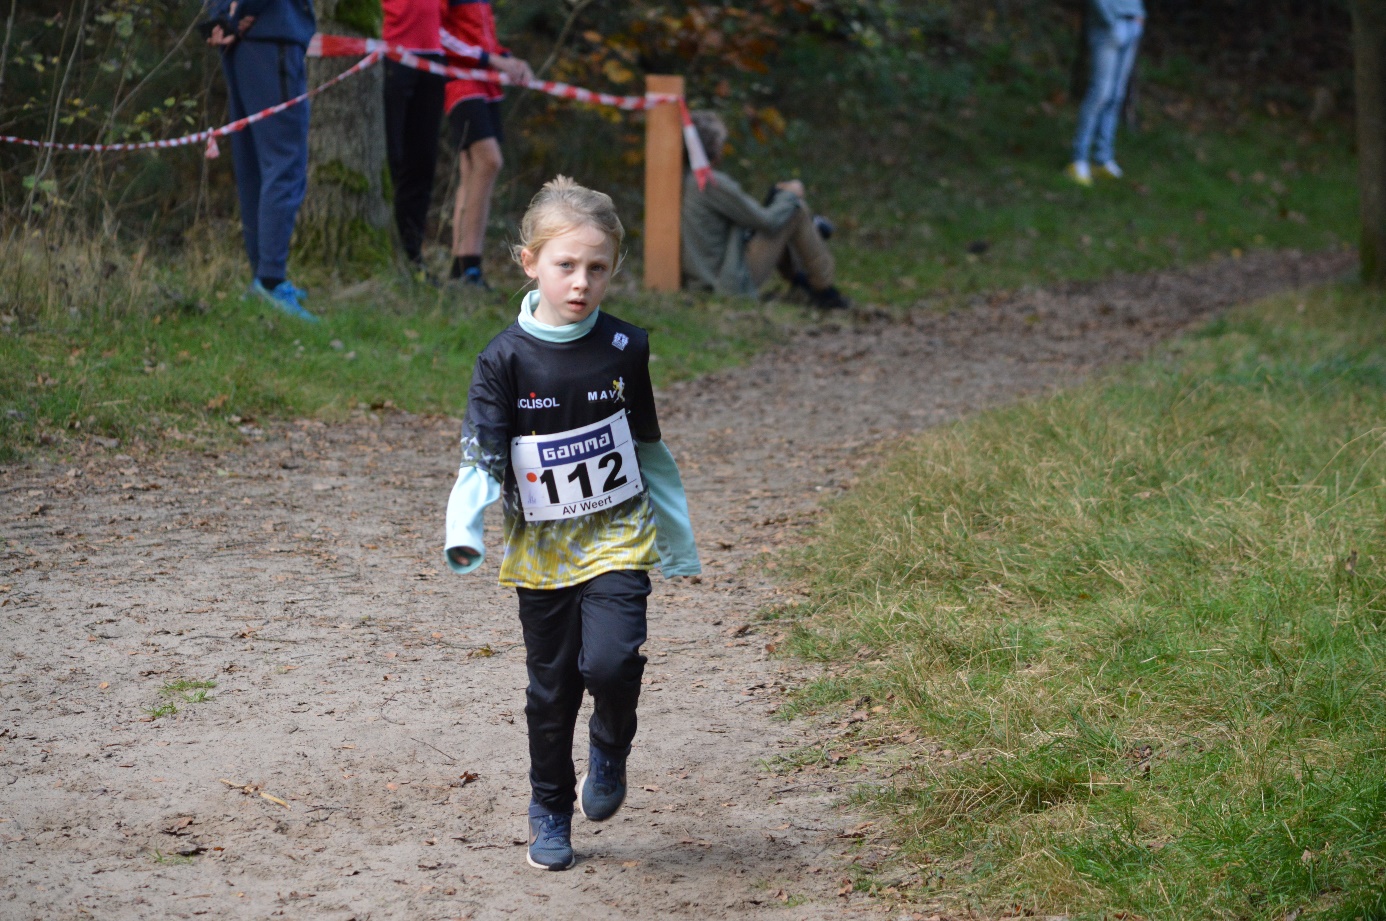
[526,806,575,871]
[578,744,627,822]
[250,279,319,323]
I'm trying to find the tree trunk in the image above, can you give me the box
[1353,0,1386,286]
[297,0,390,271]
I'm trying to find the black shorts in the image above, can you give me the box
[448,99,504,151]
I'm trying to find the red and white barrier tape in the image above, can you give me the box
[328,37,712,188]
[2,34,713,188]
[1,50,382,158]
[313,35,669,111]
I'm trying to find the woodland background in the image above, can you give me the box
[0,0,1357,269]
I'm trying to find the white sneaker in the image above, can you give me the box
[1095,161,1124,179]
[1064,161,1093,186]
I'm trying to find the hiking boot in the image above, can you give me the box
[250,279,319,323]
[526,807,575,871]
[1094,160,1124,179]
[809,285,850,311]
[578,744,627,822]
[1064,161,1093,187]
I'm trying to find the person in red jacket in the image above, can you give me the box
[382,0,448,273]
[441,0,532,288]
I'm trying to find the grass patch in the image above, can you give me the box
[160,679,216,704]
[0,235,799,459]
[783,283,1386,919]
[142,702,178,720]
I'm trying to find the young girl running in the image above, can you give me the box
[444,177,701,870]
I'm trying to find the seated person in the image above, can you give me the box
[680,110,848,310]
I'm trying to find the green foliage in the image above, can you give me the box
[331,0,382,38]
[783,284,1386,918]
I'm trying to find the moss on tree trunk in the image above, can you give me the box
[298,0,391,274]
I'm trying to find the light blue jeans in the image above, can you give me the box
[1071,16,1143,166]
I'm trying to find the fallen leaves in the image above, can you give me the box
[218,778,291,809]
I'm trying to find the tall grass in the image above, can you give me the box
[783,284,1386,919]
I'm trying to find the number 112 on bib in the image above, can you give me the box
[510,411,644,522]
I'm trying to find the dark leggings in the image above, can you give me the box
[516,570,650,814]
[383,56,445,263]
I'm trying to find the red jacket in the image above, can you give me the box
[382,0,442,53]
[443,0,505,109]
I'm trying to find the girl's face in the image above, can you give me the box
[521,223,616,327]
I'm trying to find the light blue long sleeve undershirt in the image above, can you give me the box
[443,292,701,578]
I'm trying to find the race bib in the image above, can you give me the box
[510,411,644,521]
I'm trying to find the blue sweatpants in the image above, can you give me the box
[221,40,310,282]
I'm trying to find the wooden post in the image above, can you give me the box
[643,75,684,292]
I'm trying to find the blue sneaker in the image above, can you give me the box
[526,806,575,871]
[578,744,627,822]
[250,279,319,323]
[448,265,491,291]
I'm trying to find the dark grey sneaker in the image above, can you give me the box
[526,807,575,871]
[578,744,627,822]
[809,285,851,311]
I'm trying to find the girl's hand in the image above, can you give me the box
[448,547,479,566]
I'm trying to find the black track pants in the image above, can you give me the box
[383,56,445,263]
[516,569,650,814]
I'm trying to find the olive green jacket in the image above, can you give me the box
[680,168,801,296]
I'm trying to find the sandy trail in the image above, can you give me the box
[0,249,1351,920]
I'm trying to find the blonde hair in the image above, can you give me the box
[512,175,625,267]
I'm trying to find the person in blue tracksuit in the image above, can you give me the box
[204,0,318,321]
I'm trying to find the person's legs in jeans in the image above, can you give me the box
[1092,19,1142,167]
[745,202,834,291]
[1071,21,1123,166]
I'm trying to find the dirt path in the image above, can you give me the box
[0,249,1352,921]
